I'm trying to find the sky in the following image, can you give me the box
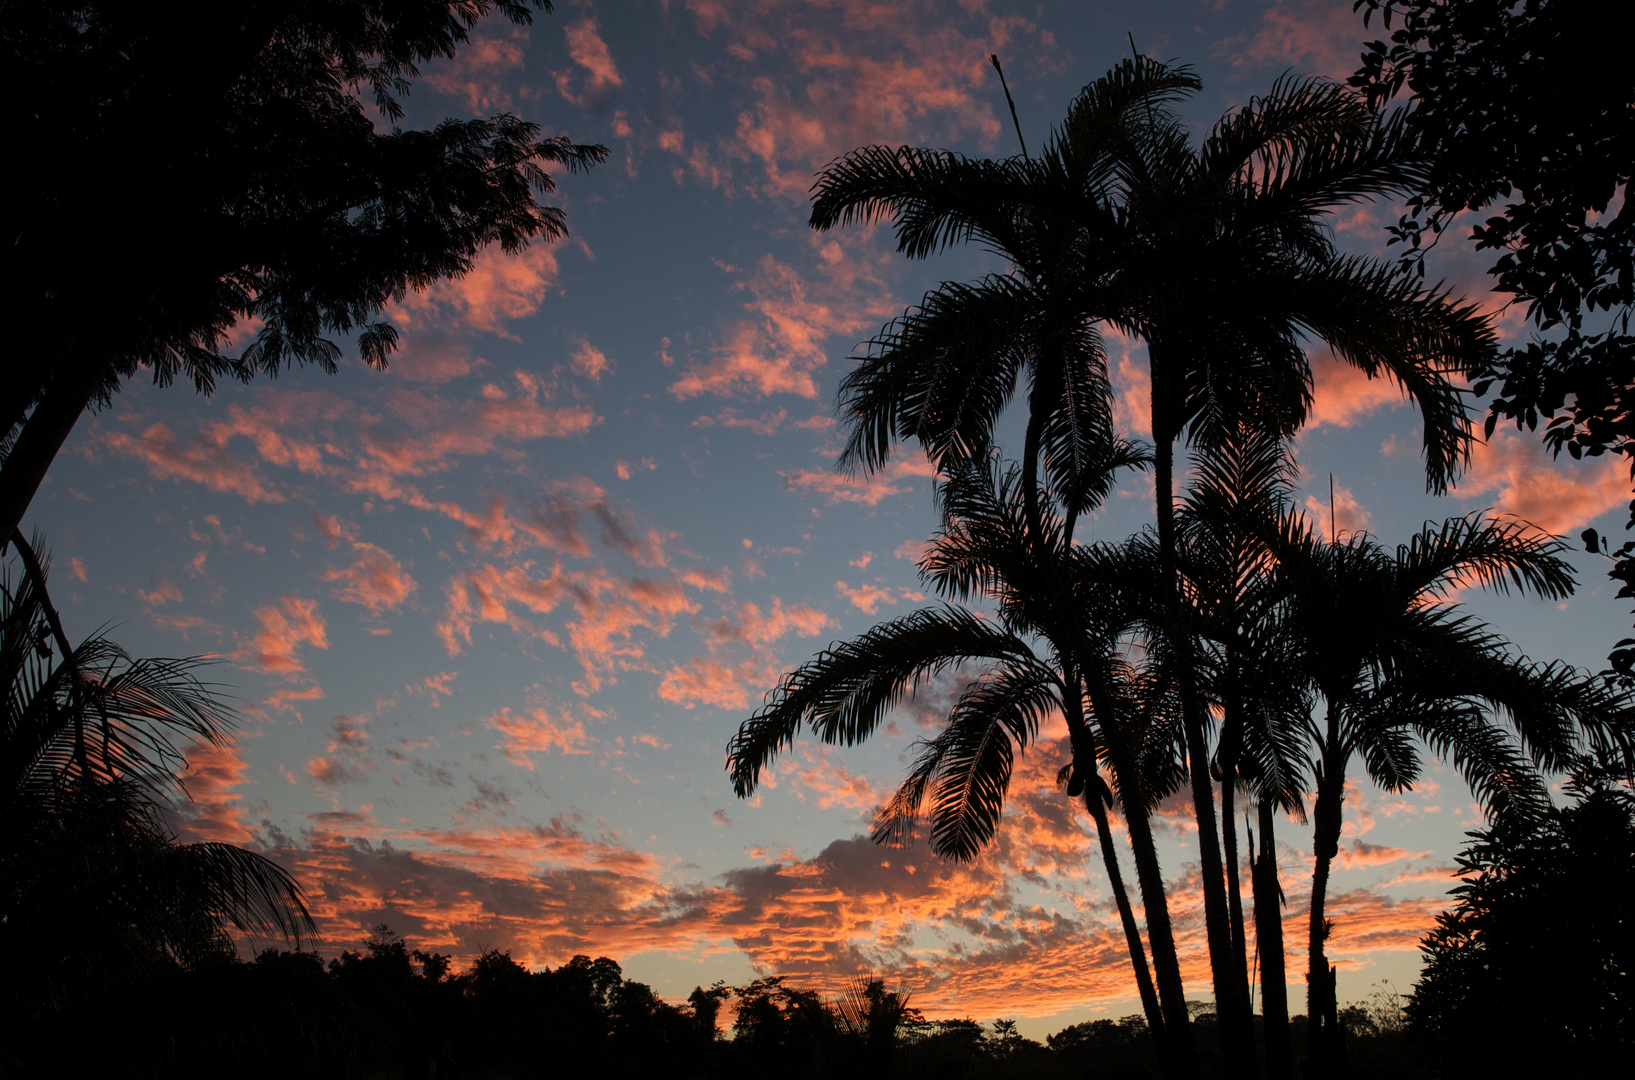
[28,0,1634,1038]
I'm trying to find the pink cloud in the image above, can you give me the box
[1458,429,1628,535]
[105,421,287,504]
[556,17,623,107]
[783,451,935,506]
[485,704,592,767]
[324,542,419,613]
[669,250,897,402]
[681,0,1024,200]
[571,340,614,382]
[243,596,328,675]
[1213,0,1366,81]
[835,580,924,615]
[1303,481,1372,537]
[423,25,529,113]
[1307,352,1409,431]
[390,243,563,338]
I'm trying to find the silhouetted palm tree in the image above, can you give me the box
[1272,516,1633,1077]
[809,57,1496,1073]
[729,458,1188,1062]
[0,533,312,1028]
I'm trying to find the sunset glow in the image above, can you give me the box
[33,0,1632,1039]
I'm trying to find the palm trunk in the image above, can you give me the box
[1081,673,1198,1080]
[1151,408,1256,1076]
[1252,798,1293,1080]
[1218,699,1249,994]
[1087,774,1164,1037]
[1306,702,1347,1080]
[1114,739,1200,1080]
[0,359,101,547]
[1061,663,1161,1038]
[1221,765,1249,999]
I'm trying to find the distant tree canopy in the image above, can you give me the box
[0,1,605,543]
[1352,0,1635,672]
[1408,764,1635,1071]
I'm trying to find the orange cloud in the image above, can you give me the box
[324,542,418,613]
[485,704,592,767]
[438,562,700,694]
[1457,428,1628,535]
[177,738,258,846]
[243,596,328,675]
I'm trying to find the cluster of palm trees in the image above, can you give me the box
[727,59,1635,1080]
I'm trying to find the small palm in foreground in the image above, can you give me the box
[0,536,312,1030]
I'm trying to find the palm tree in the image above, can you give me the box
[1171,421,1312,1080]
[728,457,1198,1074]
[808,58,1496,1070]
[0,533,313,1029]
[1272,516,1635,1077]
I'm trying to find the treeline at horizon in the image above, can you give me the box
[21,923,1430,1080]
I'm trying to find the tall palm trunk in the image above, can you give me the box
[1220,764,1249,997]
[1218,701,1250,989]
[1022,404,1196,1078]
[1087,792,1164,1035]
[1252,797,1293,1080]
[1306,701,1348,1080]
[1149,375,1257,1075]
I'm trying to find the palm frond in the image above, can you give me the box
[727,606,1042,797]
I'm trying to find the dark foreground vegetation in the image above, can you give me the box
[9,924,1439,1080]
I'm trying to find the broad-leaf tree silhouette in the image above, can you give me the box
[1408,761,1635,1073]
[0,1,606,543]
[1352,0,1635,677]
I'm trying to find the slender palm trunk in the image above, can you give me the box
[1306,702,1347,1080]
[1086,777,1164,1037]
[1221,765,1249,997]
[1023,398,1195,1077]
[1150,405,1256,1075]
[1252,797,1293,1080]
[1113,738,1200,1080]
[1218,701,1249,993]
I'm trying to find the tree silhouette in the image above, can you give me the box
[731,455,1204,1070]
[809,58,1495,1074]
[1271,514,1633,1076]
[1352,0,1635,679]
[1408,762,1635,1072]
[0,533,312,1062]
[0,1,606,543]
